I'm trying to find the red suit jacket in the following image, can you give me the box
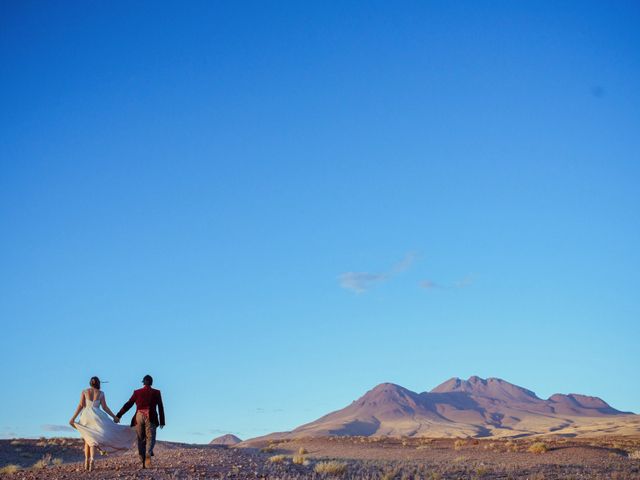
[116,386,166,427]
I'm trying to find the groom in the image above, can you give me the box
[115,375,165,469]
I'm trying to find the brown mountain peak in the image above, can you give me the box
[209,434,242,446]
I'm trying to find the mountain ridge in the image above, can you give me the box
[238,376,637,446]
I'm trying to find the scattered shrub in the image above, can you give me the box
[268,454,286,463]
[0,464,20,474]
[381,468,399,479]
[33,453,53,469]
[476,465,489,476]
[53,457,63,466]
[629,450,640,460]
[528,442,548,454]
[314,460,347,475]
[298,447,308,455]
[454,439,467,450]
[292,454,305,465]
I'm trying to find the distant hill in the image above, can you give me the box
[239,376,637,445]
[210,434,242,446]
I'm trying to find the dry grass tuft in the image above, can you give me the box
[32,453,52,469]
[298,447,308,455]
[268,454,286,463]
[528,442,548,454]
[0,464,21,474]
[292,454,305,465]
[454,439,467,450]
[314,460,348,475]
[629,450,640,460]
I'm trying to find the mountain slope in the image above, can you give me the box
[239,376,637,445]
[210,434,242,446]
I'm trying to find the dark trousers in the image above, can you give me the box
[134,411,156,459]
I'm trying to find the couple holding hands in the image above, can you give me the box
[69,374,165,471]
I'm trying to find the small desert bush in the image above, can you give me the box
[268,454,286,463]
[314,460,347,475]
[453,439,467,450]
[381,468,399,480]
[260,445,276,453]
[298,447,308,455]
[505,440,518,452]
[629,450,640,460]
[528,442,548,454]
[52,457,63,466]
[475,465,489,476]
[0,464,21,474]
[33,453,53,469]
[292,454,305,465]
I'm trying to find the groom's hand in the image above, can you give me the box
[113,416,120,424]
[69,419,75,428]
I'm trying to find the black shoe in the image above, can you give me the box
[139,455,146,469]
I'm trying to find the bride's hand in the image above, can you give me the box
[113,416,120,424]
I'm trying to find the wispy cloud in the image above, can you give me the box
[0,427,17,438]
[339,272,388,293]
[420,274,474,291]
[420,279,443,290]
[42,424,74,432]
[391,251,418,273]
[209,428,241,435]
[339,252,418,293]
[453,274,474,288]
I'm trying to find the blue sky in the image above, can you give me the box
[1,1,639,443]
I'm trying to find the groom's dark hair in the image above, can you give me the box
[142,374,153,386]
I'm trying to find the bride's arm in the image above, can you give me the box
[100,393,118,420]
[69,391,85,427]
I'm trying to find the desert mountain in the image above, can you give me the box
[240,376,637,445]
[210,434,242,446]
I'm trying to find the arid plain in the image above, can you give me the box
[2,377,639,479]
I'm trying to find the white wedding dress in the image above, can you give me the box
[74,389,136,453]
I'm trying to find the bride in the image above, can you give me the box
[69,376,136,471]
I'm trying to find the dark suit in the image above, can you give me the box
[117,386,165,459]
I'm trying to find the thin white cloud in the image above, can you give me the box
[339,252,418,293]
[454,274,474,288]
[420,279,443,290]
[339,272,388,293]
[420,274,474,291]
[391,251,418,273]
[207,428,245,438]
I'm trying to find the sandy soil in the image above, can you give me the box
[1,436,639,479]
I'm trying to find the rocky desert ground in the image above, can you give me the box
[1,435,640,479]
